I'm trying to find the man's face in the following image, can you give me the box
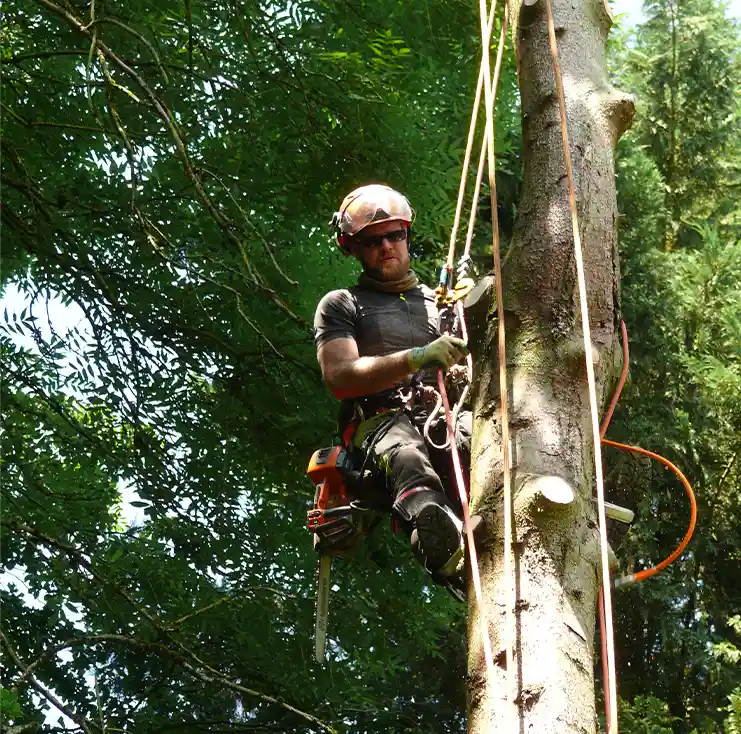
[350,220,411,281]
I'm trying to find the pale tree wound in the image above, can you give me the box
[467,0,635,728]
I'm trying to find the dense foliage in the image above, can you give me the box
[1,2,518,732]
[0,0,738,732]
[609,0,741,730]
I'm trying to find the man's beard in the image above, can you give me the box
[362,257,409,282]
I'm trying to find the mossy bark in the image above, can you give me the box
[467,0,634,730]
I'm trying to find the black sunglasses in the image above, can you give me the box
[356,228,408,250]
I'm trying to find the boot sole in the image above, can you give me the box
[414,504,463,576]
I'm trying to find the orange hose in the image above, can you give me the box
[600,320,629,440]
[601,439,698,587]
[598,321,697,588]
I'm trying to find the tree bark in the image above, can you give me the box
[467,0,634,730]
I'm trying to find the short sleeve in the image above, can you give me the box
[313,289,358,348]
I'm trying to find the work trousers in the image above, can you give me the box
[354,408,472,515]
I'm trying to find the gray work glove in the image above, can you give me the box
[408,336,469,372]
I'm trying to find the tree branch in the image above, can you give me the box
[83,16,169,83]
[34,0,307,330]
[6,632,335,732]
[5,49,89,63]
[0,630,97,734]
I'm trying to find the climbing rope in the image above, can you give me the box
[475,0,519,717]
[434,0,506,712]
[540,0,620,728]
[440,0,517,718]
[446,3,497,273]
[464,2,509,262]
[446,1,510,268]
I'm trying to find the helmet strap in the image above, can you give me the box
[337,232,351,255]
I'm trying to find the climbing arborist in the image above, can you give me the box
[313,183,481,590]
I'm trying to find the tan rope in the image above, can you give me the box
[463,120,489,260]
[444,0,515,719]
[439,0,503,713]
[477,0,517,719]
[446,4,497,271]
[541,0,619,729]
[464,2,510,259]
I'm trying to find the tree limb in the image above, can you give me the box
[34,0,307,329]
[0,630,97,734]
[6,632,335,732]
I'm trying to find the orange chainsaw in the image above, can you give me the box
[306,446,378,662]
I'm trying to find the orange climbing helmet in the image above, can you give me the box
[331,184,414,254]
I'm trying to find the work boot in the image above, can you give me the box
[393,487,464,576]
[437,515,487,602]
[412,503,464,576]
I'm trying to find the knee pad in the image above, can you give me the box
[392,486,448,525]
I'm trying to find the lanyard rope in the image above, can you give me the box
[436,368,496,689]
[476,0,517,716]
[439,0,513,719]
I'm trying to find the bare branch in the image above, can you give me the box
[0,112,146,137]
[98,51,139,210]
[200,168,299,288]
[4,50,89,63]
[34,0,308,330]
[6,632,335,732]
[167,585,298,630]
[83,16,169,83]
[0,630,97,734]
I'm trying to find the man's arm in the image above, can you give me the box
[317,336,469,400]
[317,338,412,399]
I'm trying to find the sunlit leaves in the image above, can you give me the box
[1,0,501,731]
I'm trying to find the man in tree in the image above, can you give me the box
[313,184,478,591]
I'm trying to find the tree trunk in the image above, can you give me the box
[467,0,634,730]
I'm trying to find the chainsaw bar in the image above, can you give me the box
[315,554,331,663]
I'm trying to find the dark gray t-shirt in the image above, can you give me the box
[314,284,440,406]
[314,284,439,355]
